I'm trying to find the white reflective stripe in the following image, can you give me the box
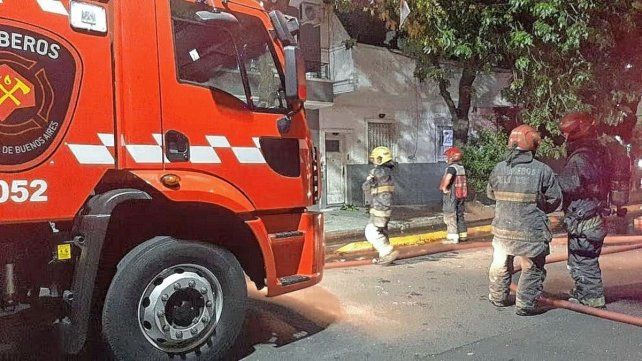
[206,135,231,148]
[67,144,114,165]
[232,147,265,164]
[37,0,68,15]
[189,146,221,164]
[97,133,114,147]
[152,133,163,145]
[68,134,273,165]
[125,145,163,164]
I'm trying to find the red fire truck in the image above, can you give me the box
[0,0,323,359]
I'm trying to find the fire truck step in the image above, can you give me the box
[279,275,310,286]
[272,231,304,239]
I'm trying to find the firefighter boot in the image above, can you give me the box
[379,249,400,266]
[516,307,539,316]
[488,294,511,308]
[442,234,459,244]
[568,289,606,309]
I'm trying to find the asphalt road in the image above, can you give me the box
[4,241,642,360]
[232,242,642,361]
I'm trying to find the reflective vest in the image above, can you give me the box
[448,164,467,200]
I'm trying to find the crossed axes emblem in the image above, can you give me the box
[0,75,31,106]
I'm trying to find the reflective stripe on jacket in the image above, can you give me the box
[487,151,562,257]
[363,164,394,226]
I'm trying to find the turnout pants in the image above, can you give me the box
[567,217,607,307]
[489,244,547,310]
[365,223,393,258]
[443,196,467,241]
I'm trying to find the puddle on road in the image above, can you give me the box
[229,285,345,354]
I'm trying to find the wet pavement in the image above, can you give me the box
[4,218,642,360]
[233,240,642,360]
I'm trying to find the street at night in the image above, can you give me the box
[233,239,642,361]
[6,234,642,360]
[3,0,642,360]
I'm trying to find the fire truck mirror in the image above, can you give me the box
[195,10,239,25]
[284,15,300,37]
[269,10,297,46]
[284,45,306,107]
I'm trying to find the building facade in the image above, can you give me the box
[318,12,510,207]
[271,1,511,207]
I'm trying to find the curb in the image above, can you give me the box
[325,215,493,248]
[324,215,445,243]
[334,225,493,253]
[328,203,642,255]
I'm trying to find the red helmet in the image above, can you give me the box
[444,147,463,162]
[560,112,596,141]
[508,124,541,151]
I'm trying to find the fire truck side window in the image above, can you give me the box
[169,0,288,113]
[237,16,287,111]
[171,18,248,104]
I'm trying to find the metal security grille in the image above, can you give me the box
[367,122,395,154]
[325,139,340,153]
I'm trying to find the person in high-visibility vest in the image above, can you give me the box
[363,146,400,265]
[440,147,468,243]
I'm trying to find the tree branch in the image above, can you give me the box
[431,56,458,119]
[439,80,458,118]
[457,65,477,119]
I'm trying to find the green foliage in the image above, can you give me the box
[340,203,360,211]
[462,130,509,194]
[336,0,642,155]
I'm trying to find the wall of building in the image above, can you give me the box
[319,14,511,206]
[347,163,448,206]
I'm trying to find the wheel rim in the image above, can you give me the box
[137,264,224,353]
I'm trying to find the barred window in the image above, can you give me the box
[367,122,395,156]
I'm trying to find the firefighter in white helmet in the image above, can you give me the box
[363,146,400,265]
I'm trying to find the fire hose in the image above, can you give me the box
[326,235,642,326]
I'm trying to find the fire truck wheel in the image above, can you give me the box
[102,236,247,360]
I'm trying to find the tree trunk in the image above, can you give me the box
[435,61,477,145]
[454,66,476,145]
[452,116,470,146]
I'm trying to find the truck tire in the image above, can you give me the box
[102,236,247,360]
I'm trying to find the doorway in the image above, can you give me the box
[324,134,346,205]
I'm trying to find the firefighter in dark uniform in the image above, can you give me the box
[558,112,610,308]
[363,146,400,265]
[440,147,468,243]
[487,125,562,316]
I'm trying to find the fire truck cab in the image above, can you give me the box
[0,0,324,359]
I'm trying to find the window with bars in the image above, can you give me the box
[367,122,395,155]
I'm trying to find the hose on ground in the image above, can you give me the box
[326,234,642,326]
[511,239,642,327]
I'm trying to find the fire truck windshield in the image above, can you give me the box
[170,1,288,113]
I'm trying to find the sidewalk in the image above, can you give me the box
[323,193,642,254]
[323,201,496,252]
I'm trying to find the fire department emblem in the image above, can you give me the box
[0,57,51,134]
[0,64,36,120]
[0,21,80,170]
